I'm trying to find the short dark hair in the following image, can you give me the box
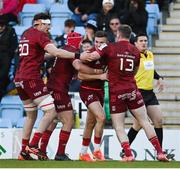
[118,24,132,39]
[95,31,108,38]
[33,12,51,21]
[134,32,148,42]
[81,39,93,45]
[64,19,76,27]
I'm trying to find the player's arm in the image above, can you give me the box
[78,72,108,81]
[45,44,76,59]
[72,59,103,74]
[154,70,165,92]
[80,51,101,62]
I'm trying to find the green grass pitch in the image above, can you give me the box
[0,160,180,168]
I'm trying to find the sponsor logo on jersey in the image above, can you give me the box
[33,91,42,97]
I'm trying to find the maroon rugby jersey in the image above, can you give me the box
[47,45,77,92]
[81,47,106,90]
[15,27,52,80]
[97,40,140,91]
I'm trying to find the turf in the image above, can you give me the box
[0,160,180,168]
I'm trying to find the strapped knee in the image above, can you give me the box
[38,95,55,111]
[24,102,37,112]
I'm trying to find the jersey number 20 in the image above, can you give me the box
[19,43,29,56]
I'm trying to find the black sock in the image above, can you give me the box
[128,127,139,145]
[154,127,163,148]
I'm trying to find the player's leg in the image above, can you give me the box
[87,101,106,161]
[27,94,57,159]
[121,116,142,158]
[131,106,168,161]
[54,110,74,161]
[147,105,174,160]
[127,117,141,145]
[111,112,134,161]
[40,120,57,157]
[147,105,163,146]
[18,99,37,160]
[79,110,96,162]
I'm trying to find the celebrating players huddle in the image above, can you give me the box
[15,12,170,162]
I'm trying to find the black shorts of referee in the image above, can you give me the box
[139,89,159,107]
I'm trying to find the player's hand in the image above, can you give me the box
[100,72,108,81]
[156,78,165,93]
[80,51,92,62]
[94,69,103,74]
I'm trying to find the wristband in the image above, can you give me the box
[75,52,80,59]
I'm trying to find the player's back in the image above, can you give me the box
[105,41,140,91]
[47,45,77,92]
[15,27,51,80]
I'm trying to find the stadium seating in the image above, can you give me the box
[0,118,13,128]
[50,17,67,29]
[37,0,55,10]
[49,3,72,27]
[74,26,86,36]
[16,116,42,128]
[13,26,29,40]
[16,117,25,128]
[0,96,24,127]
[20,3,46,26]
[50,26,63,39]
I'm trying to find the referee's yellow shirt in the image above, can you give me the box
[135,50,154,90]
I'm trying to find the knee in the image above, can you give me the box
[132,122,141,131]
[61,116,74,129]
[96,113,106,124]
[153,119,163,128]
[113,124,124,133]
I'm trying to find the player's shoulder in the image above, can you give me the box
[98,43,108,51]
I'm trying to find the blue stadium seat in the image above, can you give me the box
[0,96,24,127]
[20,3,46,26]
[37,0,55,10]
[1,95,23,105]
[1,107,24,127]
[75,26,85,36]
[0,118,13,128]
[16,117,25,128]
[50,3,72,15]
[16,116,42,128]
[51,17,71,27]
[50,24,63,39]
[61,0,68,4]
[13,26,29,40]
